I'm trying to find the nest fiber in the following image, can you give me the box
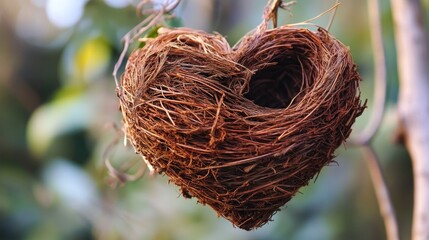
[119,25,365,230]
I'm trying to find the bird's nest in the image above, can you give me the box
[118,22,365,230]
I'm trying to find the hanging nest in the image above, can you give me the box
[118,20,365,230]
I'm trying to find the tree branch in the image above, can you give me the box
[390,0,429,239]
[363,146,399,240]
[351,0,387,145]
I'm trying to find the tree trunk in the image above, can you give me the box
[390,0,429,239]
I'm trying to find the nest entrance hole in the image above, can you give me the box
[244,55,309,109]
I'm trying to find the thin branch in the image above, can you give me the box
[363,146,399,240]
[103,124,146,185]
[113,0,181,92]
[264,0,296,28]
[295,3,340,25]
[351,0,387,145]
[326,0,339,31]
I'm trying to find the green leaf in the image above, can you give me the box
[138,25,162,48]
[166,16,183,28]
[138,17,183,49]
[27,89,91,157]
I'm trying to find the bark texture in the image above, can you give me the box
[391,0,429,239]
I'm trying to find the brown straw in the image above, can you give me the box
[118,6,365,230]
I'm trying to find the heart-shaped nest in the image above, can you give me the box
[118,25,365,230]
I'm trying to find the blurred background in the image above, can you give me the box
[0,0,425,239]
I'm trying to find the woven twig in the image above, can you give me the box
[118,22,365,229]
[115,0,365,230]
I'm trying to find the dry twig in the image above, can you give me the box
[113,0,181,91]
[351,0,387,145]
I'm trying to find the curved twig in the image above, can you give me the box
[103,124,147,185]
[326,0,339,31]
[113,0,181,92]
[351,0,387,145]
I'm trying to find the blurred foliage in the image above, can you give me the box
[0,0,423,239]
